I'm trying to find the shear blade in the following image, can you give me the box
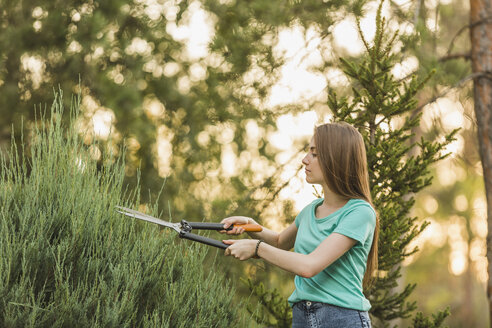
[115,206,180,232]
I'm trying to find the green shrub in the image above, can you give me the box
[0,92,238,327]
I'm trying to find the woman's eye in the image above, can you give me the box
[312,153,317,158]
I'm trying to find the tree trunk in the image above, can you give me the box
[469,0,492,325]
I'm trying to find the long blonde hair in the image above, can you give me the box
[314,122,379,289]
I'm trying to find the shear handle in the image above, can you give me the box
[179,231,228,249]
[186,221,262,232]
[187,222,232,231]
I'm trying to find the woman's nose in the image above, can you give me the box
[302,154,309,165]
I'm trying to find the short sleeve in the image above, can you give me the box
[295,213,301,228]
[294,206,308,228]
[295,199,320,228]
[333,204,376,244]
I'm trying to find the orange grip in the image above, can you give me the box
[233,224,263,232]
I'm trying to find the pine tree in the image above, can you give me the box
[328,1,453,326]
[246,1,453,327]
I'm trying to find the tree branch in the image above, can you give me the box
[438,52,471,62]
[411,72,492,118]
[397,51,472,85]
[446,16,492,56]
[413,0,423,27]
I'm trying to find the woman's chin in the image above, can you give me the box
[305,177,322,185]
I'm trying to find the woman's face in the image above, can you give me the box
[302,138,324,185]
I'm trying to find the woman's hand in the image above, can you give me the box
[220,216,255,235]
[223,239,258,260]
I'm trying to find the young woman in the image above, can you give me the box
[221,122,379,328]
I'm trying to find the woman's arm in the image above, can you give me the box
[250,222,297,250]
[224,232,356,278]
[221,217,297,250]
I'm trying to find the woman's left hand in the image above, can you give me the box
[223,239,258,260]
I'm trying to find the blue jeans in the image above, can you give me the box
[292,301,371,328]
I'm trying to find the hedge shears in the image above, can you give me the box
[116,206,262,249]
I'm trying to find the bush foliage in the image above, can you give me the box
[0,92,238,327]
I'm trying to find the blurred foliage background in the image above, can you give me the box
[0,0,488,326]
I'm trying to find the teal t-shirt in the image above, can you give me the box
[287,198,376,311]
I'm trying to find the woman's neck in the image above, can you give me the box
[321,184,348,208]
[313,184,349,219]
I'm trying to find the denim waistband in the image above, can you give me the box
[293,300,367,314]
[292,300,371,328]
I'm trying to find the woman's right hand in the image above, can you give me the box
[220,216,257,235]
